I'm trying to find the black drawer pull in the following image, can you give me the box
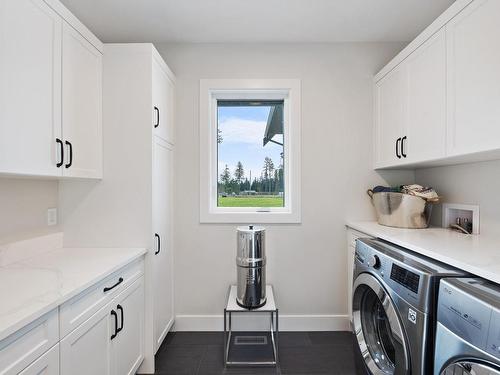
[103,277,123,292]
[155,233,161,255]
[65,140,73,168]
[110,310,118,340]
[154,106,160,128]
[401,136,407,158]
[117,304,124,333]
[56,138,64,167]
[396,138,401,159]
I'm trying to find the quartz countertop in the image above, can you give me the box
[346,221,500,285]
[0,245,146,342]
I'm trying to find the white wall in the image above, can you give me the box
[416,159,500,235]
[0,178,59,241]
[156,43,414,330]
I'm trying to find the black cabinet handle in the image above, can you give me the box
[116,304,124,334]
[396,138,401,159]
[155,233,160,255]
[103,277,123,292]
[110,310,118,340]
[401,136,407,158]
[154,106,160,128]
[56,138,64,168]
[65,140,73,168]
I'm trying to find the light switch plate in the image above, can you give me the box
[47,208,57,226]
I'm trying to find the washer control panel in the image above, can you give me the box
[354,238,425,309]
[390,263,420,294]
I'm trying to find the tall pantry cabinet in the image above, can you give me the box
[59,44,175,373]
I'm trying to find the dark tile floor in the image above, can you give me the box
[154,331,366,375]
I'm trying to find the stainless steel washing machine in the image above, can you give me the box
[434,278,500,375]
[352,238,468,375]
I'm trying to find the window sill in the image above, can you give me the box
[200,210,301,224]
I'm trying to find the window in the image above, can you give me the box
[200,79,301,223]
[217,100,284,208]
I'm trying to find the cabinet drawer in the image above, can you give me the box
[0,309,58,375]
[18,344,59,375]
[59,258,143,338]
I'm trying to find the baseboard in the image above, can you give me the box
[173,314,350,332]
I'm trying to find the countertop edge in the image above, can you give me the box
[0,247,147,342]
[346,222,500,285]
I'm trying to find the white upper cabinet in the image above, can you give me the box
[62,21,103,178]
[152,58,174,144]
[446,0,500,156]
[405,28,447,163]
[0,0,62,176]
[374,64,406,167]
[374,0,500,169]
[375,29,446,168]
[0,0,102,178]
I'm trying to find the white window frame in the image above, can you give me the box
[199,79,301,223]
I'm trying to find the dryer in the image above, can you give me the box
[352,238,468,375]
[434,278,500,375]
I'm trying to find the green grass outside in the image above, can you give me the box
[218,195,284,207]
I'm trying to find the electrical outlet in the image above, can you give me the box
[47,208,57,226]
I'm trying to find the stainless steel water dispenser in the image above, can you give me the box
[236,225,267,309]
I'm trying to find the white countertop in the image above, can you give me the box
[0,245,146,342]
[346,221,500,285]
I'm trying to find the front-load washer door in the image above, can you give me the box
[441,361,500,375]
[352,273,410,375]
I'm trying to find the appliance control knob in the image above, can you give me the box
[368,255,381,269]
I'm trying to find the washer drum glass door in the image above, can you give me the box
[352,273,410,375]
[440,362,500,375]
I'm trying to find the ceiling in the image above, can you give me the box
[60,0,455,43]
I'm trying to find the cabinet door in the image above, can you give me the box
[152,61,174,143]
[111,277,145,375]
[19,344,59,375]
[374,64,406,167]
[406,29,447,163]
[446,0,500,156]
[152,137,174,352]
[62,21,102,178]
[0,0,62,176]
[60,304,113,375]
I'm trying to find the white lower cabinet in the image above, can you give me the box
[60,276,145,375]
[0,259,145,375]
[60,302,113,375]
[0,310,59,375]
[111,278,145,375]
[19,344,59,375]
